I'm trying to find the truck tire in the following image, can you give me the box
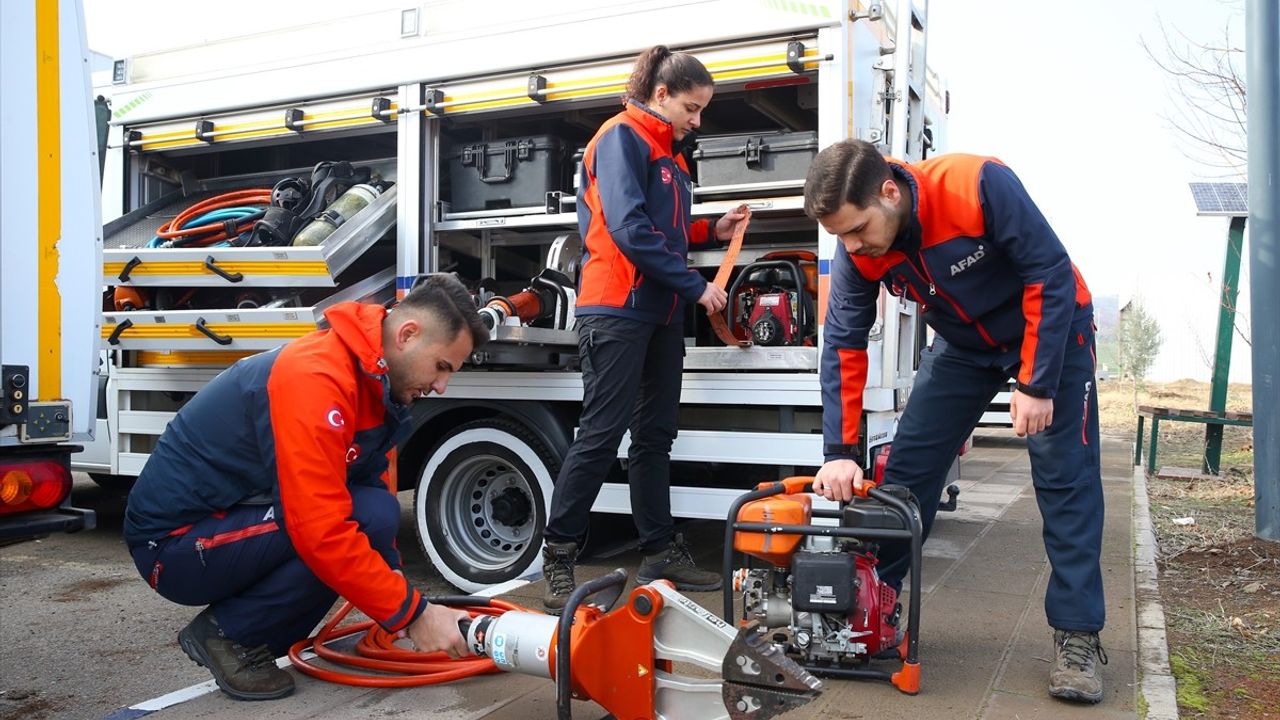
[413,419,558,592]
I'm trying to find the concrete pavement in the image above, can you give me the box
[107,432,1148,719]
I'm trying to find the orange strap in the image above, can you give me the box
[707,209,752,347]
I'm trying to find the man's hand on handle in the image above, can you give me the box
[406,602,473,659]
[812,459,869,503]
[698,282,728,313]
[1009,389,1054,437]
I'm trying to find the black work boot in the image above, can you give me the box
[636,533,722,591]
[177,608,294,701]
[542,541,578,614]
[1049,629,1107,703]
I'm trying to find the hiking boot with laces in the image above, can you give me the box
[636,533,722,591]
[542,541,578,613]
[1049,629,1107,703]
[177,608,294,701]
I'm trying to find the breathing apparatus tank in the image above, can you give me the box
[291,183,382,246]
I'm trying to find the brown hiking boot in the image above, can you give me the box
[177,608,294,701]
[636,533,722,591]
[542,541,578,614]
[1049,629,1107,703]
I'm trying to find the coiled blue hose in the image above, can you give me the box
[148,207,262,248]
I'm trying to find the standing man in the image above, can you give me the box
[805,140,1107,704]
[124,275,488,701]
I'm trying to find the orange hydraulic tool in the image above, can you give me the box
[461,569,821,720]
[477,269,576,335]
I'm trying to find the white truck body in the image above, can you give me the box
[81,0,946,589]
[1,0,102,535]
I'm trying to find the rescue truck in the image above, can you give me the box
[80,0,947,589]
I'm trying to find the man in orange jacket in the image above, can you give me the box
[125,274,488,701]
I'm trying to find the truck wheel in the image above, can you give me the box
[414,419,558,592]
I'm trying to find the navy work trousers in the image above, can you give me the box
[130,484,401,656]
[544,314,683,555]
[877,320,1105,632]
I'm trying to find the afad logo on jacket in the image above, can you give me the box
[660,166,673,185]
[950,245,986,276]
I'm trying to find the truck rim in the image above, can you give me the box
[437,453,536,571]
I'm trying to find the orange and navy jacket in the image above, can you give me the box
[576,100,719,324]
[123,302,426,634]
[822,155,1093,461]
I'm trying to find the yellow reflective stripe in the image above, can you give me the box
[36,0,61,400]
[103,260,331,277]
[544,83,627,102]
[101,323,316,340]
[437,50,808,113]
[137,350,257,366]
[134,102,398,151]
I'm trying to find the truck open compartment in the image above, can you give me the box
[102,129,398,351]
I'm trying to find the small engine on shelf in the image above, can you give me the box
[726,250,817,346]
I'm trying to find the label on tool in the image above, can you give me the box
[491,632,509,667]
[808,584,837,605]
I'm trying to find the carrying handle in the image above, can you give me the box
[118,256,143,283]
[194,317,234,345]
[204,255,244,283]
[106,318,134,346]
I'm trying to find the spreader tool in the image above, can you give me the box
[462,569,821,720]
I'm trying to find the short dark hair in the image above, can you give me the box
[398,273,488,349]
[803,139,893,219]
[623,45,714,104]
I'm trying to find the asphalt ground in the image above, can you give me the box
[0,431,1139,720]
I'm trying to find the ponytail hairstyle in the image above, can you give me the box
[623,45,714,105]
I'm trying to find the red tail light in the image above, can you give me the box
[871,443,892,485]
[0,457,72,517]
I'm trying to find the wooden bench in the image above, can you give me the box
[1135,405,1254,476]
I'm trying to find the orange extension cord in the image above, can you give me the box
[154,189,272,247]
[287,598,535,687]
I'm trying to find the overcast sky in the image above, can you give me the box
[84,0,1255,382]
[929,0,1250,382]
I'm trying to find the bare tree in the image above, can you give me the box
[1142,7,1246,177]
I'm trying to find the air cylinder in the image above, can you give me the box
[291,183,380,246]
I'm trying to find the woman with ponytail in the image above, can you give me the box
[540,45,747,611]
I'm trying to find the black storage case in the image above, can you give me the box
[445,135,569,212]
[692,130,818,190]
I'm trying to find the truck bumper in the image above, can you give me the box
[0,505,96,539]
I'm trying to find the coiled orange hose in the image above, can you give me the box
[154,189,272,246]
[287,598,535,687]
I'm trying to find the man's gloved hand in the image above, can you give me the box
[812,459,869,503]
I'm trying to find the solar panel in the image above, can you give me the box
[1188,182,1249,216]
